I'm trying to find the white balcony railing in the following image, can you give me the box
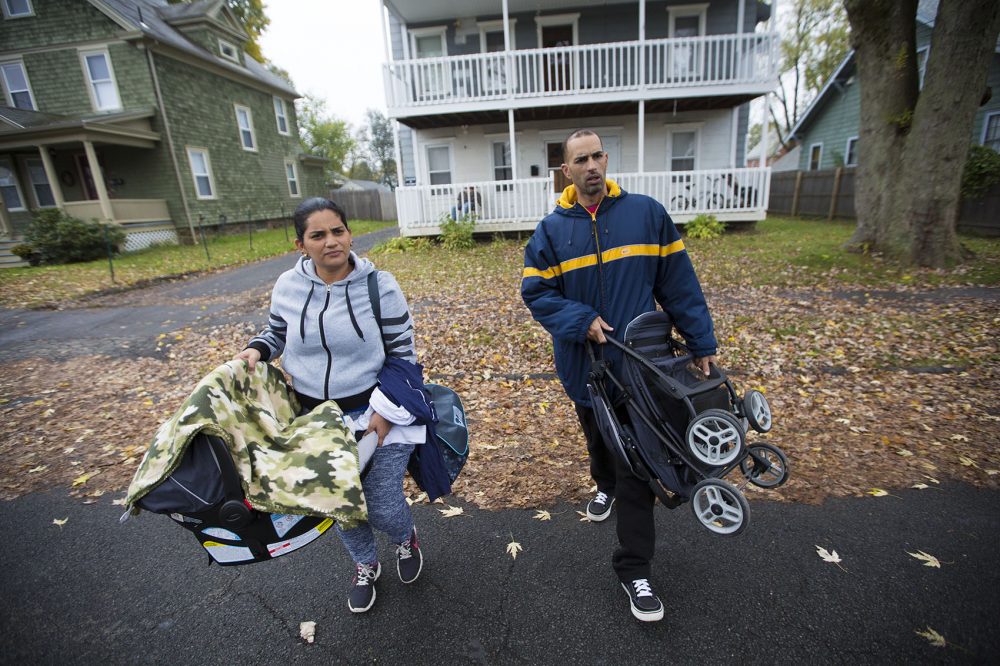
[385,33,778,112]
[396,168,771,236]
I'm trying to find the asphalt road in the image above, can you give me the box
[2,226,999,663]
[1,483,998,664]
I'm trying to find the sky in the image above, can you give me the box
[258,1,388,130]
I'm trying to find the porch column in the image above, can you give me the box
[36,145,65,208]
[392,119,404,188]
[507,109,518,178]
[736,0,745,78]
[502,0,512,100]
[378,0,390,64]
[83,140,113,222]
[637,0,646,173]
[638,101,645,173]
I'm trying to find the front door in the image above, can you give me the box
[547,141,571,193]
[542,25,573,92]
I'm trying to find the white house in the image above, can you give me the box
[378,0,779,236]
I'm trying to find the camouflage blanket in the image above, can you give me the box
[126,361,367,529]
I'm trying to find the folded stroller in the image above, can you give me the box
[587,311,788,536]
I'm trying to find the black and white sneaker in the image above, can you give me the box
[348,561,381,613]
[396,526,423,584]
[621,578,664,622]
[586,491,615,522]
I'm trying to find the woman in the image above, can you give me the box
[235,197,424,614]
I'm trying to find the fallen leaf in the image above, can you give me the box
[28,465,47,473]
[915,626,946,648]
[299,621,316,644]
[816,545,841,564]
[907,550,941,568]
[72,471,99,487]
[576,510,591,522]
[958,456,977,467]
[867,488,889,497]
[896,449,914,457]
[438,505,464,518]
[112,497,127,506]
[950,434,968,442]
[53,518,68,527]
[506,539,523,559]
[911,483,930,490]
[533,510,551,521]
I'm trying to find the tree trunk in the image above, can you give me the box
[846,0,1000,267]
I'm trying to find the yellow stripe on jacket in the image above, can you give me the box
[521,240,686,280]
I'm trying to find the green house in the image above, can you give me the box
[0,0,327,255]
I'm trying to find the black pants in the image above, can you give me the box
[576,404,657,582]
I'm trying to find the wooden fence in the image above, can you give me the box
[328,190,398,222]
[768,168,999,236]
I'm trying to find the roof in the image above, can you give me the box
[0,106,160,150]
[338,178,391,192]
[88,0,297,97]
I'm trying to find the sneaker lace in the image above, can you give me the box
[396,531,418,560]
[355,562,377,585]
[632,579,654,598]
[594,491,609,505]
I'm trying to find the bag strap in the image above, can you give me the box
[367,270,385,351]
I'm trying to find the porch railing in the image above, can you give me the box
[385,33,777,111]
[62,198,171,224]
[396,168,771,236]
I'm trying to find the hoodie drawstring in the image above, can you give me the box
[299,283,315,342]
[345,284,364,340]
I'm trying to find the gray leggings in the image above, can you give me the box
[334,441,415,565]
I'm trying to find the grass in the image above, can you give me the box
[687,216,1000,288]
[0,220,392,308]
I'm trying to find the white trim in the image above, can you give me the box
[79,48,122,112]
[667,3,708,37]
[185,146,217,200]
[234,103,257,152]
[218,39,240,63]
[0,58,36,110]
[424,143,454,185]
[666,124,702,171]
[0,155,26,211]
[808,142,823,171]
[284,160,301,198]
[535,13,580,48]
[982,112,1000,149]
[409,26,448,58]
[273,96,290,135]
[844,136,858,167]
[478,19,516,52]
[1,0,33,19]
[20,155,56,208]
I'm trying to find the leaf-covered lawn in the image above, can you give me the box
[0,218,997,510]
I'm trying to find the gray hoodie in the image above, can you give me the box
[247,252,416,402]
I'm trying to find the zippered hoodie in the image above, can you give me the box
[521,179,716,406]
[247,252,416,402]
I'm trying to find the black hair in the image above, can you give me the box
[562,129,602,163]
[292,197,350,241]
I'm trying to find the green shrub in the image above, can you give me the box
[372,236,416,254]
[961,144,1000,199]
[439,213,476,250]
[684,213,725,240]
[10,243,41,266]
[17,209,126,265]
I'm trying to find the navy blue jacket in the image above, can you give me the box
[521,180,717,406]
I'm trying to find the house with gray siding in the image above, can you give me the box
[788,0,1000,172]
[0,0,327,254]
[379,0,779,235]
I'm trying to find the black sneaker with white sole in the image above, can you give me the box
[348,561,381,613]
[586,491,615,522]
[621,578,664,622]
[396,526,423,584]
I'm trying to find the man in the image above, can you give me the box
[521,129,717,622]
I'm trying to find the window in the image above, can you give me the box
[186,147,216,199]
[492,141,512,180]
[916,46,929,90]
[426,145,452,185]
[273,97,289,135]
[669,130,697,171]
[410,27,449,98]
[80,50,121,111]
[983,113,1000,153]
[0,61,35,110]
[234,104,256,151]
[0,158,25,211]
[845,137,858,167]
[809,143,823,171]
[24,158,54,207]
[219,39,239,62]
[285,160,300,197]
[1,0,33,18]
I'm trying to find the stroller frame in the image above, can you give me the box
[586,311,787,536]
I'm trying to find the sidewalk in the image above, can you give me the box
[1,482,997,664]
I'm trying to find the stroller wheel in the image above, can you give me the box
[685,409,745,467]
[742,390,773,433]
[739,443,789,488]
[691,478,750,536]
